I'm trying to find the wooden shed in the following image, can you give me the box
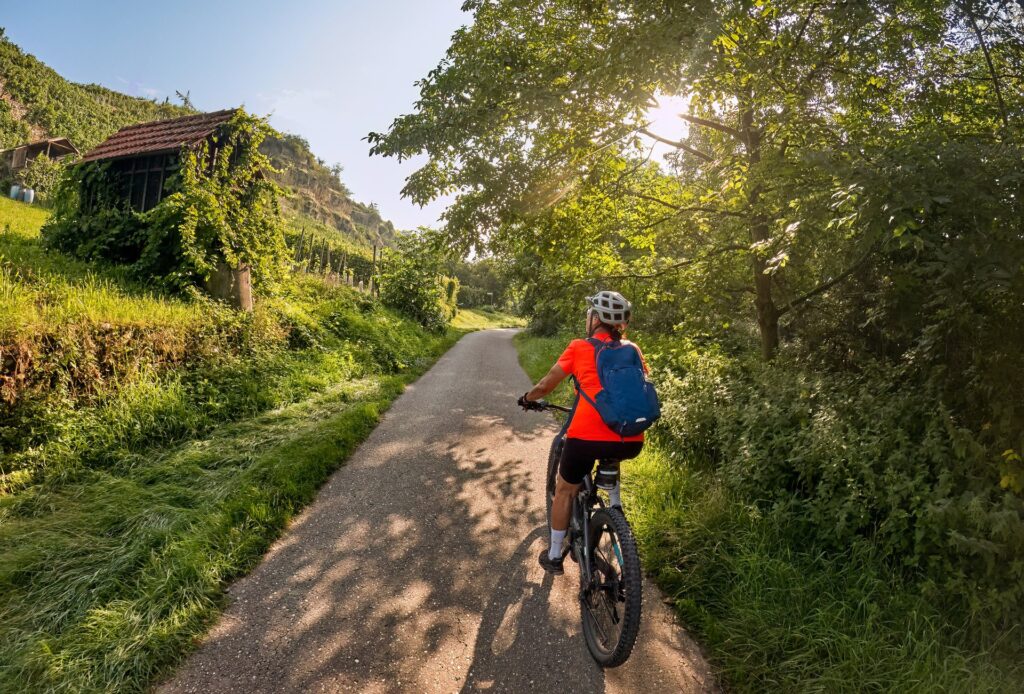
[0,137,79,173]
[79,109,254,310]
[80,109,238,213]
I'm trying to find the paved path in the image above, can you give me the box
[161,329,717,694]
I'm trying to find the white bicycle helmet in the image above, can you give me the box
[586,290,632,324]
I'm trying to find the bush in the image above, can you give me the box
[652,345,1024,629]
[17,153,65,199]
[379,232,457,331]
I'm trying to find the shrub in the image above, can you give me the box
[17,153,65,199]
[379,232,457,331]
[652,347,1024,629]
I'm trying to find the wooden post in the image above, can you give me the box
[369,243,378,295]
[306,238,317,273]
[294,228,306,262]
[376,248,384,297]
[206,262,253,311]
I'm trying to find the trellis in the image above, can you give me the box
[288,229,386,295]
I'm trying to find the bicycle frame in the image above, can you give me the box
[571,474,599,587]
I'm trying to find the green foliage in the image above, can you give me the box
[15,152,64,197]
[0,195,481,691]
[0,33,395,255]
[42,111,287,290]
[379,232,458,331]
[449,307,524,331]
[284,213,376,280]
[378,0,1024,652]
[448,256,515,309]
[651,343,1024,628]
[625,449,1021,693]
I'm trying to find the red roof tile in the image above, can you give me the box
[81,109,239,162]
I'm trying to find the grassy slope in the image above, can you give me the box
[513,332,1021,694]
[0,197,495,692]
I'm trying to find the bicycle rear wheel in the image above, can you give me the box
[580,507,642,667]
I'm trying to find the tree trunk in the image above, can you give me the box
[742,109,780,359]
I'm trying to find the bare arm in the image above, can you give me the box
[525,363,569,401]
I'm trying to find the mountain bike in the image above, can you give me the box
[524,400,643,668]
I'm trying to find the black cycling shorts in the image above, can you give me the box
[558,437,644,485]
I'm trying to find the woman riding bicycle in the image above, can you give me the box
[518,290,646,574]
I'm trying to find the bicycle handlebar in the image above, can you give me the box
[520,399,572,413]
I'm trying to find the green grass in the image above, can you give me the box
[451,307,525,330]
[0,195,484,691]
[513,331,1022,693]
[0,196,50,234]
[1,196,202,338]
[0,369,452,692]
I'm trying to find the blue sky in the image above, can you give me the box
[2,0,467,231]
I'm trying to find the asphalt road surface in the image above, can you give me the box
[160,329,717,694]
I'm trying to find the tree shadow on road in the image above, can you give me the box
[459,527,605,694]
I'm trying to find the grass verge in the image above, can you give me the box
[0,334,462,693]
[451,307,525,330]
[513,331,1022,693]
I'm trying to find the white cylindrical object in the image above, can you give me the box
[22,188,34,204]
[9,184,21,199]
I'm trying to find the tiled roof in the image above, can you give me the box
[81,108,239,162]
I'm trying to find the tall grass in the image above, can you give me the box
[513,331,1022,693]
[0,374,426,692]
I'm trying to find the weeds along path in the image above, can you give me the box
[161,328,716,693]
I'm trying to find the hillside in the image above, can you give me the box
[265,133,396,248]
[0,30,394,248]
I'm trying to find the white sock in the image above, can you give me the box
[549,529,566,560]
[609,482,622,508]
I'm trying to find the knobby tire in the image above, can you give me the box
[581,507,642,668]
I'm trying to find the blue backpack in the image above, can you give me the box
[573,337,661,437]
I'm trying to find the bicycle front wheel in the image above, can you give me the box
[580,507,642,668]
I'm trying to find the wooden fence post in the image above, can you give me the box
[369,243,377,295]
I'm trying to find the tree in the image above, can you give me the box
[175,89,195,110]
[370,0,1023,358]
[379,231,458,330]
[18,153,63,197]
